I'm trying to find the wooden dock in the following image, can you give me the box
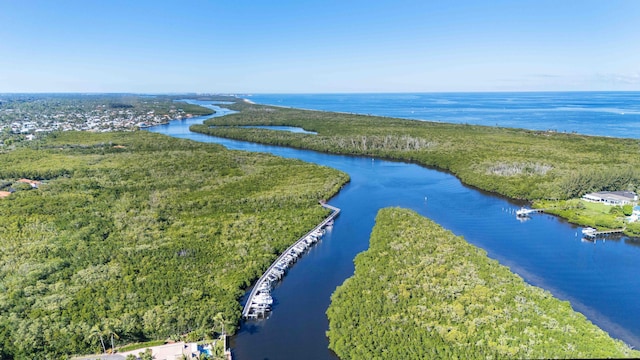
[516,207,545,217]
[582,227,626,238]
[242,202,340,319]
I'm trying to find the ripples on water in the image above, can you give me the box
[148,97,640,359]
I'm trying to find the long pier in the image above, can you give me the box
[242,202,340,319]
[582,227,626,238]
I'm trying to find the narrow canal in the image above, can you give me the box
[147,101,640,359]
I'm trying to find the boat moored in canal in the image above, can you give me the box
[242,202,341,319]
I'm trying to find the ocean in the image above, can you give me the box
[151,100,640,357]
[246,92,640,139]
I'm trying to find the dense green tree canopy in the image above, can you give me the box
[326,208,639,359]
[193,101,640,201]
[0,131,348,359]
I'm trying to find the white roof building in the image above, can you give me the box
[582,191,638,206]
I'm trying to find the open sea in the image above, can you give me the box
[246,92,640,139]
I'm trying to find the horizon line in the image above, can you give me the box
[1,90,640,96]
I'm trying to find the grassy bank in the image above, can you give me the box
[326,208,639,359]
[0,131,348,358]
[535,199,640,236]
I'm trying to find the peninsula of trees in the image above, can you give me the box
[0,131,348,358]
[326,208,640,359]
[192,100,640,235]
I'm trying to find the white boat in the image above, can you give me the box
[516,208,530,217]
[582,227,597,236]
[257,284,271,292]
[275,264,288,272]
[271,268,284,277]
[253,293,273,305]
[251,303,271,311]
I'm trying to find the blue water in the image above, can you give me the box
[247,92,640,138]
[148,97,640,359]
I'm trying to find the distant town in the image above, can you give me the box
[0,94,215,148]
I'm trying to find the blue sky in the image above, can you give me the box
[1,0,639,93]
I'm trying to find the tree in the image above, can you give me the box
[139,348,154,360]
[99,320,120,353]
[109,330,119,353]
[213,312,226,337]
[89,325,106,354]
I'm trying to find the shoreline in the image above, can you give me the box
[168,100,640,355]
[240,97,636,140]
[240,93,640,141]
[187,127,632,237]
[327,208,640,358]
[196,99,640,237]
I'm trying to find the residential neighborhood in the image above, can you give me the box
[0,94,212,146]
[2,106,186,134]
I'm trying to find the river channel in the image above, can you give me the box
[147,101,640,359]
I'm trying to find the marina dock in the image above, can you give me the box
[242,202,340,319]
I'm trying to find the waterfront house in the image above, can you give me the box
[582,191,638,206]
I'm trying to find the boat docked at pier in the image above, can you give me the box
[242,202,340,319]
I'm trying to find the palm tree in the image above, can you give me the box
[89,325,106,354]
[109,330,120,353]
[212,312,226,337]
[211,312,229,360]
[102,320,120,353]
